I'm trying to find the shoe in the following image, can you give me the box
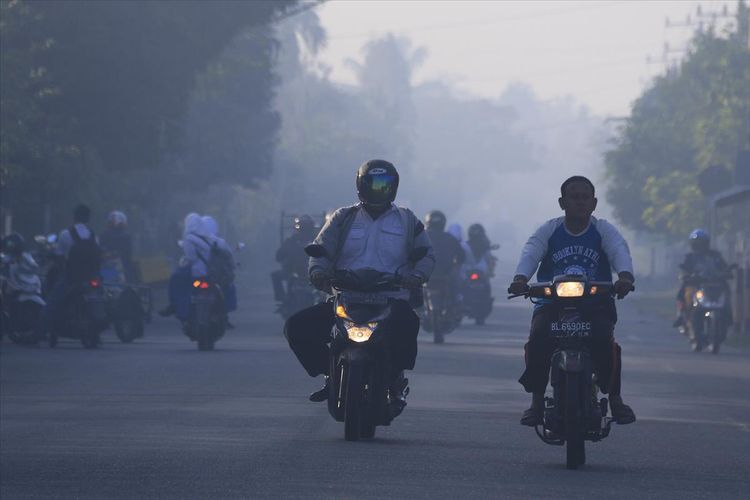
[389,371,409,417]
[520,392,544,426]
[309,376,330,402]
[610,395,636,424]
[672,317,684,328]
[158,305,175,317]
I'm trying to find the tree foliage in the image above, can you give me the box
[605,1,750,239]
[1,0,292,233]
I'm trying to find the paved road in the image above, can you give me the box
[2,286,749,499]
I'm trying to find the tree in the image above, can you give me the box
[605,1,750,239]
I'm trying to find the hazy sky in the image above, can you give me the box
[315,0,737,117]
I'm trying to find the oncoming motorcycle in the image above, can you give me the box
[509,274,633,470]
[305,244,427,441]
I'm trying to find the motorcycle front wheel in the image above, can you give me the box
[344,363,364,441]
[564,372,585,470]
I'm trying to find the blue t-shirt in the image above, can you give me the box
[537,222,613,283]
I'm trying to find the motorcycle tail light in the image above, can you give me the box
[470,273,480,281]
[192,280,209,289]
[556,281,585,297]
[89,279,101,288]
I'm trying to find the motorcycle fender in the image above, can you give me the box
[557,350,586,373]
[193,301,213,326]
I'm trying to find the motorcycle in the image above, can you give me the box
[49,277,109,349]
[183,277,226,351]
[509,274,633,470]
[100,251,150,343]
[304,244,428,441]
[463,268,493,325]
[421,275,460,343]
[680,267,734,354]
[0,253,45,345]
[276,272,319,320]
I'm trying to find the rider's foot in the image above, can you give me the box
[672,317,684,328]
[389,371,409,417]
[609,395,636,424]
[520,392,545,426]
[158,305,175,317]
[309,376,330,402]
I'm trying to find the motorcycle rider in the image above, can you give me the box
[673,229,732,329]
[41,204,102,334]
[425,211,465,320]
[508,176,636,426]
[284,159,435,404]
[271,215,317,303]
[466,224,497,277]
[1,234,45,334]
[100,210,137,283]
[159,213,212,320]
[202,215,238,320]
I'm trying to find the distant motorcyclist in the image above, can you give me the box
[508,176,636,426]
[100,210,137,283]
[202,215,238,320]
[466,224,497,277]
[284,160,435,403]
[159,213,212,320]
[41,204,102,333]
[425,211,465,279]
[673,229,733,328]
[271,215,317,303]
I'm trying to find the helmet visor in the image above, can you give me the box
[361,173,397,205]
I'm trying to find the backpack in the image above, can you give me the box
[66,226,102,283]
[196,236,235,287]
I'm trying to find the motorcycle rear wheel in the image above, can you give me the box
[565,372,585,470]
[197,327,215,351]
[344,364,364,441]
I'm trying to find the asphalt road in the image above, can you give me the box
[2,284,749,499]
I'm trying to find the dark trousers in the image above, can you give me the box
[284,300,420,377]
[519,303,622,396]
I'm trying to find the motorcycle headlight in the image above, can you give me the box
[695,290,704,301]
[556,281,585,297]
[344,321,377,343]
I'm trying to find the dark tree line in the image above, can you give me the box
[1,0,293,236]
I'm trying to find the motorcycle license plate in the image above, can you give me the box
[340,291,388,305]
[550,312,591,338]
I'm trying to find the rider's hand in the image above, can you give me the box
[508,275,529,295]
[310,270,330,291]
[401,274,425,289]
[613,273,634,299]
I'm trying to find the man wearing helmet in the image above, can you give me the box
[271,215,317,303]
[100,210,136,283]
[284,160,435,404]
[674,229,732,329]
[424,210,465,322]
[508,176,636,426]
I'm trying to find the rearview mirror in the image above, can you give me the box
[408,246,429,263]
[305,243,329,259]
[236,242,246,252]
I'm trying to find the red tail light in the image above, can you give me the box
[89,279,101,288]
[192,280,209,289]
[470,273,480,281]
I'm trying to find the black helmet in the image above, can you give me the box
[425,210,447,232]
[1,233,25,257]
[689,228,710,251]
[356,160,399,207]
[468,223,486,239]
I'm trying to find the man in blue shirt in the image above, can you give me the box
[508,176,636,426]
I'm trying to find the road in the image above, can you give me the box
[2,284,749,499]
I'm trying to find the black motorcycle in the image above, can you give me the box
[305,244,427,441]
[183,277,226,351]
[509,274,632,469]
[680,268,734,354]
[463,268,493,325]
[49,278,109,349]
